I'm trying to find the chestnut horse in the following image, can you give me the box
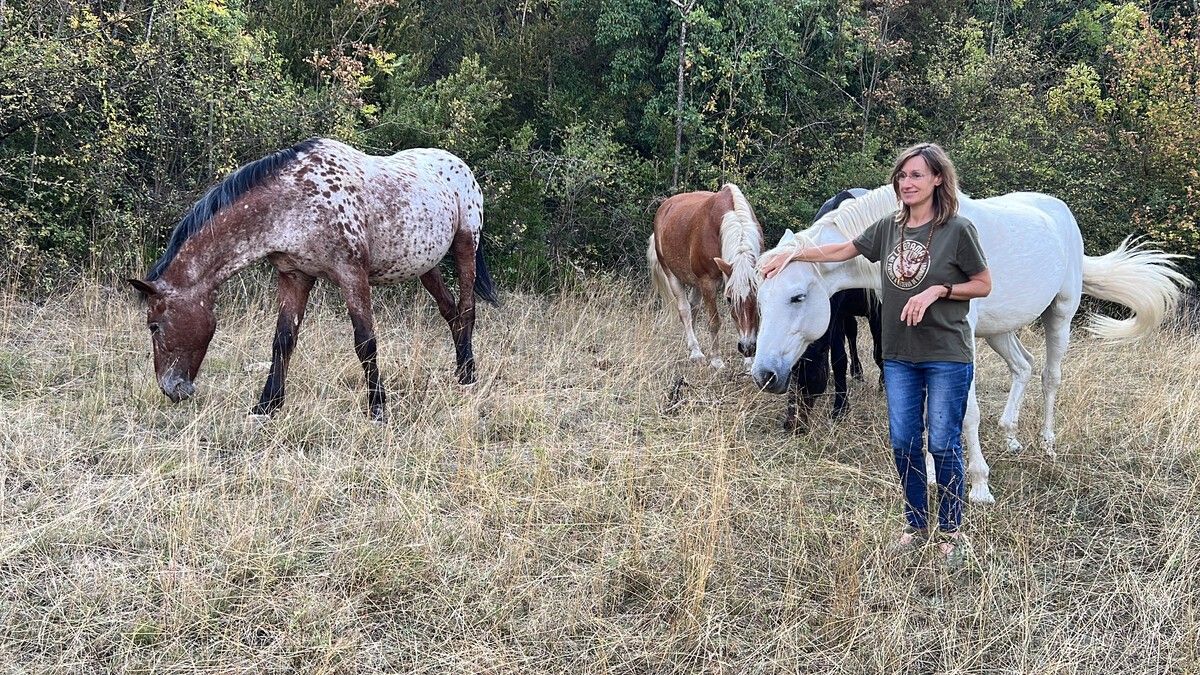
[128,138,499,421]
[647,184,763,369]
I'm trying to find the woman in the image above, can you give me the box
[762,143,991,562]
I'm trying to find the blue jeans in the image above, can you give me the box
[883,359,974,533]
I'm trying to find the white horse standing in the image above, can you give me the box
[751,185,1191,504]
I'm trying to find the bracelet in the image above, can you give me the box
[942,282,954,298]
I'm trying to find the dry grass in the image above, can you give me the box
[0,277,1197,674]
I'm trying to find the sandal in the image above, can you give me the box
[938,531,971,569]
[886,526,927,554]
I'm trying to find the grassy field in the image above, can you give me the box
[1,277,1197,673]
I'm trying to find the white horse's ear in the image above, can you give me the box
[780,229,797,245]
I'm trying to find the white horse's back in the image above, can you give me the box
[963,193,1080,336]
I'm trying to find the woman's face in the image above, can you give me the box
[896,155,942,210]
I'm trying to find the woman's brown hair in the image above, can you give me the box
[890,143,960,229]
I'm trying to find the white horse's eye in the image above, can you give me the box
[790,293,807,303]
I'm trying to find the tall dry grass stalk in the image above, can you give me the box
[0,278,1197,673]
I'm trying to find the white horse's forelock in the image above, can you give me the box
[721,183,764,302]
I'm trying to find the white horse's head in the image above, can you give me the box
[751,230,835,394]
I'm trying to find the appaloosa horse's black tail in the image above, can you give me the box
[473,237,500,306]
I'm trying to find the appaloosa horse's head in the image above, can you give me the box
[127,279,217,402]
[714,256,759,357]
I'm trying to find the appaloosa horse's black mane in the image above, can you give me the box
[146,138,321,282]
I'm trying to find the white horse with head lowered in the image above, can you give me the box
[751,186,1191,504]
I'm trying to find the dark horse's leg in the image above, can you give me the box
[784,340,829,432]
[337,272,387,421]
[844,312,864,381]
[868,295,884,390]
[420,230,478,384]
[828,293,851,418]
[252,270,315,416]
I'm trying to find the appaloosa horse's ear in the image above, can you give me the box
[127,278,159,298]
[713,257,733,278]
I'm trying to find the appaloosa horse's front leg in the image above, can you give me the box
[337,273,387,421]
[252,270,316,417]
[420,230,480,384]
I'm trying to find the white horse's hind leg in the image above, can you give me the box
[1039,302,1074,458]
[964,378,995,504]
[666,274,706,362]
[985,332,1034,453]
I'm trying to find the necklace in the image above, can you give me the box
[896,221,935,282]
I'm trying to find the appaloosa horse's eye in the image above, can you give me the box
[790,293,807,303]
[148,322,161,334]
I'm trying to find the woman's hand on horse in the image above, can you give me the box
[900,287,943,326]
[762,250,796,279]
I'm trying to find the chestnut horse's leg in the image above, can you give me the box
[336,271,387,421]
[664,274,706,363]
[699,280,725,369]
[251,270,316,417]
[420,230,478,384]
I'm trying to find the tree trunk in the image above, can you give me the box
[672,0,695,191]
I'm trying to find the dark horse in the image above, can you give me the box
[784,189,882,431]
[128,138,499,421]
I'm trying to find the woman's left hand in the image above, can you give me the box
[900,287,944,326]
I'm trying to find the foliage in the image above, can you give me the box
[2,0,1198,289]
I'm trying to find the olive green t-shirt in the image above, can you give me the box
[852,214,988,363]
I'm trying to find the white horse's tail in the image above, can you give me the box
[647,234,674,305]
[1081,237,1193,341]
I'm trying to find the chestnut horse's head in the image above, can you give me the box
[714,256,759,358]
[127,279,217,402]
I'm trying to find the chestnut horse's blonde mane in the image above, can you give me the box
[720,183,764,303]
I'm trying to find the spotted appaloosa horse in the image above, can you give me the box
[128,138,499,421]
[647,184,762,369]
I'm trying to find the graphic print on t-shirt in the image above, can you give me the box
[885,239,930,290]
